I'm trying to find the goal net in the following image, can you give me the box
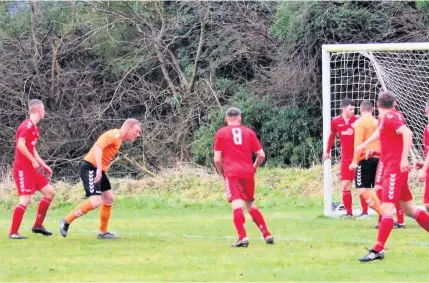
[322,43,429,216]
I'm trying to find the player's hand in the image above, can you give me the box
[365,149,375,159]
[418,169,427,182]
[355,144,365,154]
[322,152,330,161]
[349,163,358,170]
[31,159,40,169]
[94,168,102,183]
[400,158,411,173]
[43,165,53,178]
[415,161,424,170]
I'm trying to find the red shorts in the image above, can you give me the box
[381,167,412,204]
[374,161,384,187]
[224,177,255,203]
[13,167,49,196]
[340,159,354,181]
[424,170,429,204]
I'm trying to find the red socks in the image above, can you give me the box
[342,190,353,215]
[233,208,247,240]
[395,203,404,224]
[360,195,369,214]
[414,209,429,232]
[34,197,52,227]
[248,207,271,238]
[9,204,27,236]
[373,214,394,252]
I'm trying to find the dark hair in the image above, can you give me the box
[377,91,395,108]
[341,98,354,108]
[226,107,241,117]
[360,100,373,112]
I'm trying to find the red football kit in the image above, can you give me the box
[378,110,412,203]
[326,115,359,181]
[423,125,429,204]
[214,125,262,202]
[12,119,48,196]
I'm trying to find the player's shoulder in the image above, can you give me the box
[17,119,34,130]
[101,128,121,140]
[332,115,342,122]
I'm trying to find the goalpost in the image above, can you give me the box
[322,42,429,217]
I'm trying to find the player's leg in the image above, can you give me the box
[60,161,101,237]
[356,158,381,219]
[225,177,248,247]
[374,161,384,228]
[394,202,405,229]
[98,173,119,240]
[242,178,273,244]
[9,195,31,239]
[424,173,429,212]
[32,171,55,236]
[9,168,34,239]
[359,169,405,262]
[400,185,429,232]
[340,159,354,217]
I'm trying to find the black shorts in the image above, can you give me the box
[80,161,112,197]
[355,157,379,189]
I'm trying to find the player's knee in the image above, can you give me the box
[89,196,103,208]
[103,196,114,206]
[244,201,255,211]
[425,204,429,213]
[18,195,31,207]
[43,185,55,199]
[380,202,395,215]
[231,199,243,210]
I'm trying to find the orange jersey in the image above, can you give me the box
[352,115,380,163]
[83,129,123,172]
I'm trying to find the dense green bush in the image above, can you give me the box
[192,89,322,168]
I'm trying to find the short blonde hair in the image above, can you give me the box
[29,99,43,113]
[122,118,141,129]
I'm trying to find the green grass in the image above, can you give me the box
[1,198,429,282]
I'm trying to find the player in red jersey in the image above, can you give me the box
[9,99,55,239]
[213,107,273,247]
[416,100,429,212]
[356,104,406,228]
[359,91,429,262]
[323,98,366,218]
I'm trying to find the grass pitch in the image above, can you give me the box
[1,200,429,282]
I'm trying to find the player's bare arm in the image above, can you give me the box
[213,151,224,175]
[350,120,364,170]
[323,131,336,161]
[397,125,412,172]
[253,149,265,170]
[355,128,379,153]
[94,144,103,183]
[34,149,52,176]
[16,138,39,169]
[418,150,429,181]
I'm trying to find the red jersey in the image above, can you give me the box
[13,119,39,168]
[326,115,359,160]
[378,110,406,166]
[214,125,262,178]
[424,125,429,157]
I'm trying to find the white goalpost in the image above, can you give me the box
[322,42,429,217]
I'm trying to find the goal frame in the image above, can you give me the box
[322,42,429,217]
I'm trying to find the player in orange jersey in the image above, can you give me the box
[60,118,141,239]
[348,101,382,218]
